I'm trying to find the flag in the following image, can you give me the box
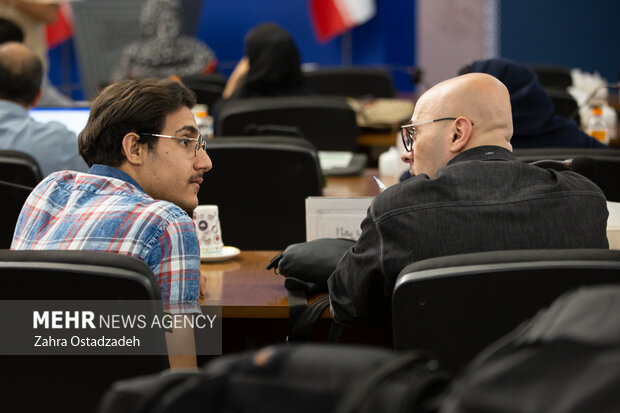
[310,0,376,43]
[46,0,74,48]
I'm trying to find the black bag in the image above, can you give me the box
[441,284,620,413]
[267,238,355,341]
[98,344,451,413]
[267,238,355,294]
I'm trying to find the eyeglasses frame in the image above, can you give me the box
[138,132,207,157]
[400,117,462,152]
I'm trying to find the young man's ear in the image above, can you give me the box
[121,132,144,165]
[450,117,473,152]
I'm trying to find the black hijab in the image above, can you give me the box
[467,58,605,148]
[231,22,308,99]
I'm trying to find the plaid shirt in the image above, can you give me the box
[11,164,200,302]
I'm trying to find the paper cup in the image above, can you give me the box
[193,205,224,255]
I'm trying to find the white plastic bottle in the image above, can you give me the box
[587,106,609,144]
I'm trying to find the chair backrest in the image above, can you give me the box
[197,137,323,249]
[544,87,580,123]
[0,151,43,248]
[0,150,43,186]
[0,181,34,249]
[392,249,620,373]
[0,250,168,412]
[216,96,359,151]
[181,73,227,108]
[303,66,396,98]
[514,147,620,201]
[528,64,572,89]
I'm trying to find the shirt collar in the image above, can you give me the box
[88,164,145,192]
[447,146,516,166]
[0,99,29,115]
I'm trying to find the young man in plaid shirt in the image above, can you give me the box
[12,78,212,305]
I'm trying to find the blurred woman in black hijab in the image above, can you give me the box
[222,22,308,100]
[461,58,605,148]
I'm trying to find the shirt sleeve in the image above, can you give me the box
[146,213,201,306]
[327,204,392,327]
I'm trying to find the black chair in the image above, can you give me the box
[198,137,323,249]
[0,150,42,186]
[303,66,396,98]
[514,147,620,201]
[216,96,359,152]
[181,73,227,108]
[544,87,581,123]
[392,249,620,373]
[0,250,168,413]
[528,64,572,89]
[0,151,43,248]
[0,181,34,249]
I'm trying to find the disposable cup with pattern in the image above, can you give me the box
[193,205,224,255]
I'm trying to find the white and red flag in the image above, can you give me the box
[310,0,376,42]
[46,0,74,48]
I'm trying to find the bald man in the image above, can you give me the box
[0,41,87,176]
[328,73,609,327]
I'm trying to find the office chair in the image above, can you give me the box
[0,180,34,249]
[216,96,359,152]
[181,73,227,108]
[0,250,168,413]
[0,151,43,248]
[303,66,396,98]
[392,249,620,373]
[0,150,42,186]
[545,87,581,124]
[528,64,572,89]
[197,137,323,249]
[514,147,620,201]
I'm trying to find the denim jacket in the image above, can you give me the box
[328,146,609,326]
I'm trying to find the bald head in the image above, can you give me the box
[0,42,43,107]
[401,73,514,179]
[418,73,513,148]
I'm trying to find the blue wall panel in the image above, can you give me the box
[500,0,620,82]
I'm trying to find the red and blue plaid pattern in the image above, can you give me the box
[12,168,200,303]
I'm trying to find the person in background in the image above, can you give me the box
[0,41,87,175]
[0,0,76,106]
[0,0,56,69]
[460,58,606,148]
[328,73,609,327]
[111,0,217,82]
[221,22,308,100]
[0,16,22,42]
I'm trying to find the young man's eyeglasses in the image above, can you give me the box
[138,132,207,157]
[400,117,457,152]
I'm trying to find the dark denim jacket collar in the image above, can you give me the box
[88,164,145,193]
[448,146,516,166]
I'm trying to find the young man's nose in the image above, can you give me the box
[195,150,213,172]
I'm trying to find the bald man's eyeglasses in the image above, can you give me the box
[400,117,457,151]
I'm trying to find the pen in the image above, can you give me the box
[373,176,388,192]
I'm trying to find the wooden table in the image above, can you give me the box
[200,250,286,318]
